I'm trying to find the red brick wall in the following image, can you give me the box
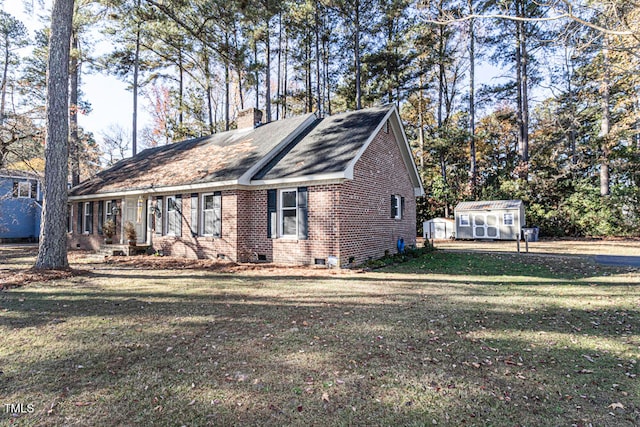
[337,125,417,265]
[236,187,340,265]
[153,192,238,261]
[68,199,122,251]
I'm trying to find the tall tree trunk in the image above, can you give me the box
[276,11,282,121]
[315,2,322,115]
[204,49,214,133]
[306,38,312,113]
[418,76,425,171]
[0,38,9,124]
[225,46,230,131]
[254,39,259,110]
[515,10,524,162]
[354,0,362,110]
[468,3,477,197]
[35,0,74,270]
[132,0,141,156]
[324,29,331,115]
[600,39,611,197]
[520,0,529,167]
[69,30,80,187]
[178,50,184,130]
[283,32,288,118]
[265,22,272,122]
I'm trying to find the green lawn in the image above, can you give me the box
[1,249,639,426]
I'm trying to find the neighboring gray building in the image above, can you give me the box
[454,200,525,240]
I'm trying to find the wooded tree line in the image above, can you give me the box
[3,0,640,240]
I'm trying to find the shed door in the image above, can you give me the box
[473,214,500,239]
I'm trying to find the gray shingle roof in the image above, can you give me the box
[252,104,394,180]
[70,113,313,196]
[68,104,408,198]
[455,200,524,211]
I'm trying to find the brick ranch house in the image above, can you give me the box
[68,104,424,266]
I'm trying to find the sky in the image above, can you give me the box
[4,1,146,149]
[4,1,508,155]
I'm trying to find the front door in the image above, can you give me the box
[473,214,500,239]
[123,197,146,243]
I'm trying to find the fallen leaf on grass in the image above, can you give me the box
[608,402,624,410]
[74,402,93,407]
[322,392,330,402]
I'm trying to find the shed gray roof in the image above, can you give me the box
[455,200,523,211]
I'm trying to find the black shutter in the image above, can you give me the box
[391,195,397,218]
[155,196,163,235]
[400,197,405,219]
[77,203,82,233]
[297,187,308,240]
[88,202,94,234]
[30,181,37,199]
[191,193,198,237]
[267,189,277,238]
[98,201,104,234]
[213,191,222,237]
[12,181,18,197]
[175,195,182,237]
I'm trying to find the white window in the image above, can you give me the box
[105,200,113,223]
[83,202,93,234]
[201,193,221,237]
[503,213,514,226]
[166,196,181,236]
[459,214,470,227]
[280,189,298,237]
[17,181,30,198]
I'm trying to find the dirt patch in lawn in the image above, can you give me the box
[432,237,640,257]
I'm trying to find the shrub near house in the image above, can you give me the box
[67,105,424,266]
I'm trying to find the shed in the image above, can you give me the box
[454,200,525,240]
[423,218,454,240]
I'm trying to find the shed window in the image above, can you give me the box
[459,214,470,227]
[503,213,514,226]
[201,192,221,237]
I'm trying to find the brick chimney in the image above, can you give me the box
[237,108,263,130]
